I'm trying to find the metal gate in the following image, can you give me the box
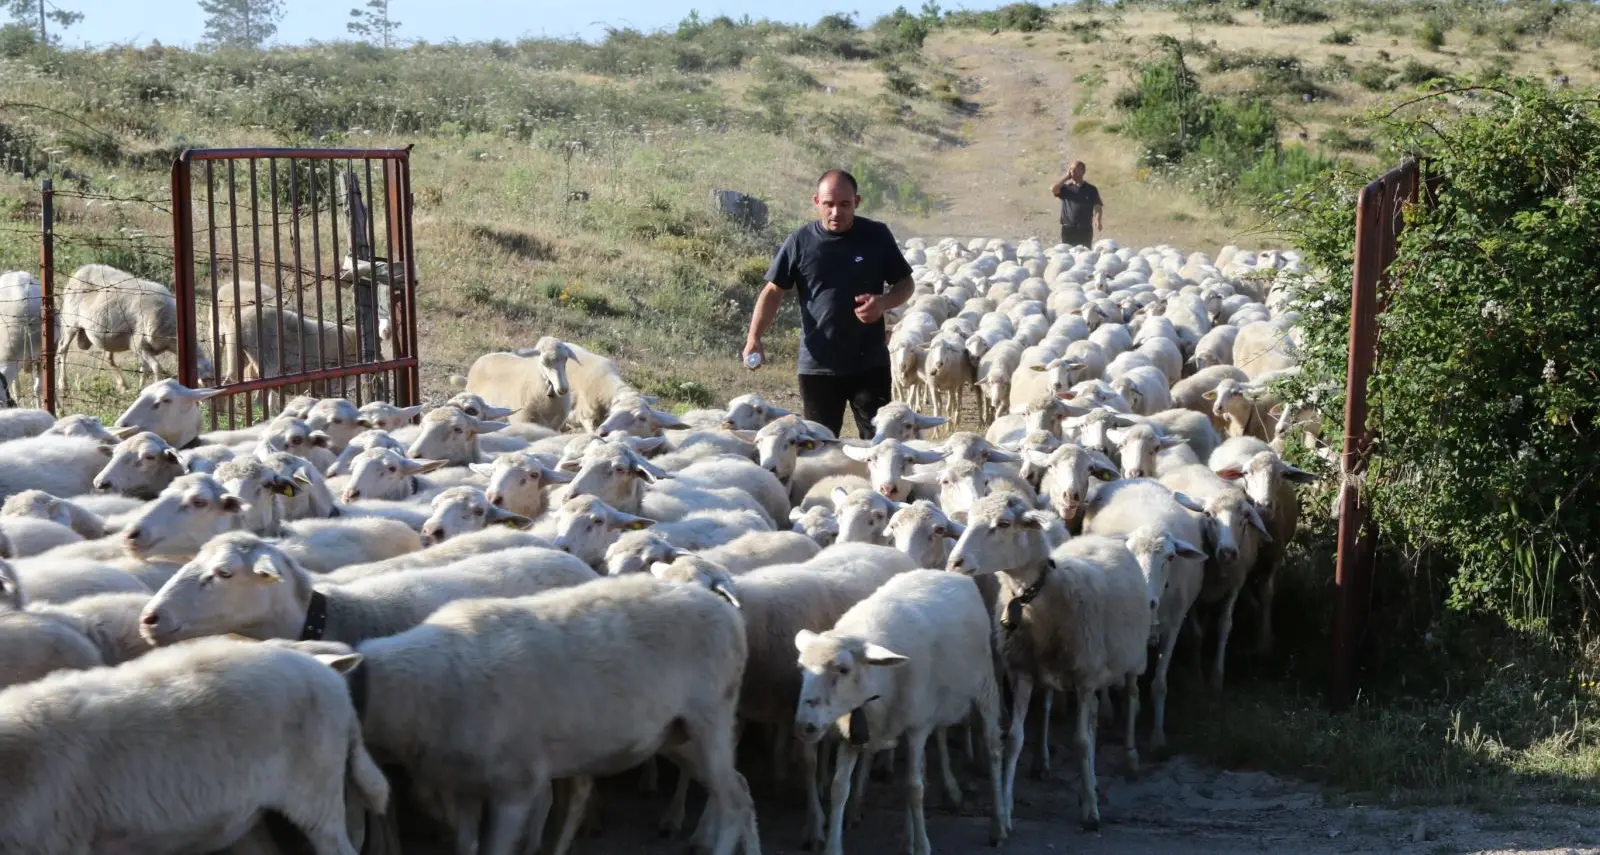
[170,147,421,431]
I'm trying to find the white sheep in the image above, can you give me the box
[975,339,1024,423]
[0,270,42,404]
[324,427,409,478]
[1109,365,1173,416]
[1231,317,1299,379]
[420,485,532,545]
[790,504,839,548]
[216,293,362,388]
[552,494,767,570]
[0,604,106,690]
[461,339,578,430]
[604,528,820,577]
[918,333,971,428]
[56,264,184,393]
[339,447,450,503]
[355,400,425,432]
[794,569,1007,855]
[884,500,964,569]
[0,517,84,558]
[831,486,906,545]
[1025,441,1120,525]
[1,490,108,539]
[472,449,573,519]
[1190,324,1239,371]
[557,342,630,432]
[406,405,510,466]
[1208,436,1315,655]
[40,413,119,443]
[92,430,187,499]
[869,402,947,443]
[0,634,388,855]
[325,527,555,582]
[1007,356,1079,414]
[840,438,948,503]
[112,378,225,449]
[946,494,1149,830]
[0,434,118,503]
[25,590,152,666]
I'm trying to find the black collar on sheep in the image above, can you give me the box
[845,694,882,747]
[1001,571,1050,634]
[300,590,331,641]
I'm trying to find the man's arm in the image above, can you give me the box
[855,274,913,325]
[743,282,786,368]
[1093,201,1104,234]
[1049,172,1072,196]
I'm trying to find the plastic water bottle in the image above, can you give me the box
[744,352,763,370]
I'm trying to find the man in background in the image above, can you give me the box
[1051,159,1104,247]
[742,169,915,438]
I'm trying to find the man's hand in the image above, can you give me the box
[854,294,887,324]
[742,336,765,370]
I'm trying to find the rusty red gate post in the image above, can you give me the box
[38,178,56,415]
[1330,159,1422,711]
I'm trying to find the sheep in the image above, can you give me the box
[939,431,1021,467]
[1088,323,1133,361]
[0,270,41,405]
[1208,437,1316,656]
[1,490,108,539]
[461,340,577,430]
[0,605,107,690]
[1232,317,1299,380]
[884,500,965,569]
[1007,357,1079,414]
[1059,339,1108,385]
[0,517,84,558]
[1082,478,1208,750]
[1190,324,1239,371]
[339,447,450,503]
[181,443,236,474]
[330,571,760,855]
[552,494,768,570]
[1026,441,1120,525]
[790,504,840,548]
[889,337,929,411]
[918,334,971,428]
[40,413,119,443]
[91,430,187,499]
[419,486,532,546]
[831,486,906,545]
[1153,291,1212,354]
[554,341,630,432]
[604,528,820,577]
[325,428,408,477]
[870,402,947,443]
[0,634,388,855]
[216,295,362,389]
[946,494,1149,830]
[743,417,866,505]
[976,339,1025,423]
[0,434,118,503]
[112,378,225,449]
[1109,365,1173,416]
[906,458,1037,522]
[840,438,948,503]
[407,405,509,466]
[1171,364,1250,425]
[794,569,1007,855]
[25,591,153,666]
[1134,334,1184,386]
[140,530,594,648]
[355,400,425,432]
[472,449,573,519]
[1159,463,1273,690]
[56,263,184,393]
[716,393,795,431]
[564,441,784,528]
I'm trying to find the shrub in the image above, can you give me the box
[1318,127,1374,152]
[1398,59,1449,86]
[943,3,1052,32]
[1354,62,1395,91]
[1277,80,1600,634]
[1419,17,1447,50]
[1261,0,1330,25]
[1321,28,1356,45]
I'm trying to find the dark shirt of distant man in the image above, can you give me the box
[1051,159,1104,248]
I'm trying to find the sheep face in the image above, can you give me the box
[552,495,653,568]
[604,530,678,577]
[841,439,947,502]
[305,399,363,452]
[278,395,319,421]
[1028,358,1078,398]
[596,403,688,439]
[473,452,570,519]
[215,457,298,533]
[113,379,223,449]
[886,502,963,569]
[1213,449,1314,519]
[647,554,740,607]
[793,629,909,745]
[977,373,1010,417]
[720,394,790,432]
[831,488,902,545]
[421,486,529,546]
[1068,380,1129,414]
[945,493,1054,576]
[140,532,290,646]
[940,433,1017,467]
[342,448,447,503]
[44,414,118,443]
[180,445,235,475]
[525,336,576,398]
[255,417,333,463]
[749,420,823,484]
[121,474,247,560]
[870,402,945,444]
[325,429,406,477]
[1,490,75,530]
[407,406,507,466]
[788,505,838,548]
[1192,488,1270,568]
[356,401,425,432]
[1030,444,1119,522]
[559,444,666,510]
[93,432,185,499]
[909,460,991,522]
[1124,523,1205,637]
[1105,424,1185,481]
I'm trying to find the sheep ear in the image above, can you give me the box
[556,343,579,363]
[709,578,741,609]
[913,413,946,429]
[1172,538,1207,560]
[1215,466,1244,481]
[1105,428,1127,444]
[1245,504,1273,540]
[179,386,227,401]
[542,466,575,484]
[162,448,182,466]
[902,470,940,486]
[983,448,1019,464]
[1158,434,1187,449]
[220,494,246,514]
[861,643,909,667]
[624,435,668,455]
[794,628,822,655]
[408,458,451,475]
[1201,389,1219,401]
[314,652,364,674]
[251,553,285,582]
[308,431,332,449]
[840,443,873,462]
[469,463,495,478]
[397,405,426,421]
[908,445,950,465]
[1171,490,1206,513]
[1267,403,1287,420]
[98,445,115,458]
[1028,363,1048,372]
[557,457,583,473]
[1088,451,1121,480]
[937,519,966,538]
[610,509,656,531]
[292,470,314,487]
[109,424,142,440]
[830,486,850,507]
[1282,464,1317,484]
[266,477,299,498]
[469,417,509,435]
[729,429,757,442]
[488,505,532,528]
[652,409,690,430]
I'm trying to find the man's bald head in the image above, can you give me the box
[814,168,862,233]
[1069,161,1086,180]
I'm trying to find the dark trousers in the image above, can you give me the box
[798,366,892,439]
[1061,224,1093,248]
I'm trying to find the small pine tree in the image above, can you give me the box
[198,0,284,50]
[4,0,83,44]
[347,0,400,48]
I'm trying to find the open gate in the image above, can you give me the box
[170,147,421,431]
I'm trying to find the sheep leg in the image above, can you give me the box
[1074,686,1101,832]
[978,688,1010,844]
[934,726,962,809]
[1150,625,1183,753]
[137,342,163,386]
[547,776,592,855]
[825,743,862,855]
[1210,585,1243,693]
[453,793,483,855]
[481,787,543,855]
[1029,687,1053,780]
[963,718,975,763]
[103,349,130,393]
[1123,672,1142,780]
[1002,675,1033,814]
[660,758,692,837]
[904,729,932,855]
[1255,567,1278,657]
[847,747,872,828]
[673,713,759,855]
[638,754,660,794]
[801,737,826,851]
[770,719,793,784]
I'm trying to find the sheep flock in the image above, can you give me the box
[0,234,1331,855]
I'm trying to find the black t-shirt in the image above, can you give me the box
[765,216,914,376]
[1054,181,1102,228]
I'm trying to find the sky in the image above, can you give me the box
[37,0,939,48]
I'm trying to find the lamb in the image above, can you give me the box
[1105,417,1189,481]
[794,569,1007,855]
[1,490,108,539]
[140,531,594,647]
[551,494,768,570]
[91,430,187,499]
[869,402,947,443]
[604,528,820,577]
[473,449,574,519]
[406,405,510,466]
[745,418,866,505]
[56,263,184,393]
[0,634,388,855]
[339,447,450,503]
[0,270,42,405]
[420,486,533,546]
[831,486,907,545]
[0,434,118,503]
[595,399,692,438]
[939,431,1021,467]
[1066,378,1132,414]
[1159,463,1273,690]
[841,438,948,503]
[1208,436,1316,655]
[324,428,408,477]
[946,495,1149,830]
[355,400,425,432]
[1108,365,1173,416]
[324,572,760,855]
[1006,356,1080,415]
[112,378,225,449]
[461,339,578,430]
[790,504,839,547]
[884,500,964,569]
[1082,478,1209,750]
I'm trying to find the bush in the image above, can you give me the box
[1398,59,1449,86]
[1419,17,1447,50]
[1277,80,1600,634]
[943,3,1052,32]
[1261,0,1330,25]
[1354,62,1395,91]
[1318,127,1374,152]
[1321,28,1356,45]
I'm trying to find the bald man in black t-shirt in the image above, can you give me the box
[1051,160,1104,248]
[742,169,915,438]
